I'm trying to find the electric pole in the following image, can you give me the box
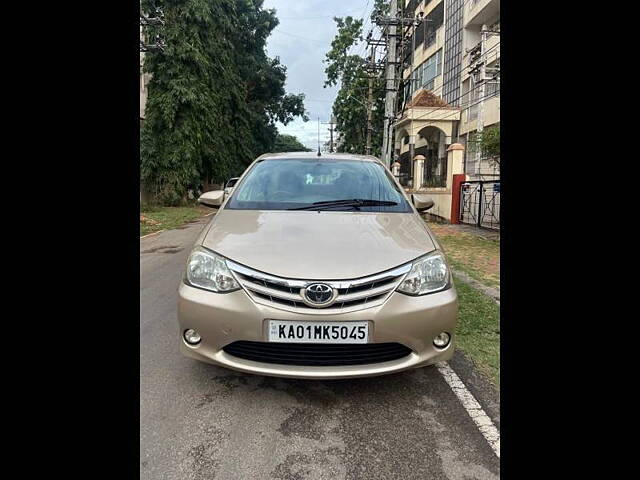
[380,0,397,168]
[365,43,376,156]
[362,30,386,157]
[321,117,337,153]
[375,4,423,169]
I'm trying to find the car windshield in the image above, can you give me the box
[226,158,411,212]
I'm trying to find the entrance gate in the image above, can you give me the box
[459,180,500,230]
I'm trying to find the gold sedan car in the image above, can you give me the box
[178,152,457,379]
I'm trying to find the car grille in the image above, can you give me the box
[223,341,413,366]
[226,260,411,314]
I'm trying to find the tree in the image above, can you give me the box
[140,0,307,205]
[272,134,311,152]
[324,10,385,157]
[478,125,500,167]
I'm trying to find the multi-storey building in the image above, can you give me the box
[394,0,460,189]
[393,0,499,187]
[459,0,500,180]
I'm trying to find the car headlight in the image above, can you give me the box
[184,246,240,293]
[397,250,450,296]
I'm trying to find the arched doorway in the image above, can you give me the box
[415,126,448,188]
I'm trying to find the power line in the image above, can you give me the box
[396,40,500,117]
[271,29,327,44]
[277,8,362,20]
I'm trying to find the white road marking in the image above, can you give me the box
[437,362,500,458]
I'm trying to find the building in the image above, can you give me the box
[395,0,460,192]
[458,0,500,180]
[392,0,500,224]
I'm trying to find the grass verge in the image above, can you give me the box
[454,276,500,386]
[428,223,500,288]
[140,205,212,237]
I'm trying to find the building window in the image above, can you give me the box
[421,49,441,89]
[415,17,424,49]
[442,0,464,106]
[424,2,444,48]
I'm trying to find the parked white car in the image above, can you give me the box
[224,177,240,197]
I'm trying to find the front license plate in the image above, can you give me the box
[268,320,369,344]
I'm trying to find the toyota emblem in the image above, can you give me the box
[302,283,336,307]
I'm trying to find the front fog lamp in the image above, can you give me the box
[185,246,240,293]
[184,329,201,345]
[397,250,450,296]
[433,332,451,348]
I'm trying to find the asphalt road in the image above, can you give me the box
[140,216,500,480]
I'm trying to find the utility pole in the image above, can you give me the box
[321,117,337,153]
[376,4,423,169]
[380,0,397,168]
[365,44,375,156]
[362,30,386,157]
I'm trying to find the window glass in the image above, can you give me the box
[227,159,412,212]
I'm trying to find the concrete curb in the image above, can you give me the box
[140,210,215,241]
[452,270,500,304]
[140,229,165,240]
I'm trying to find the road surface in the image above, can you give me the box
[140,216,500,480]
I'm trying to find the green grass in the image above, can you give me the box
[454,276,500,386]
[140,205,211,237]
[428,226,500,288]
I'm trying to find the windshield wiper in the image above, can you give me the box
[288,199,398,211]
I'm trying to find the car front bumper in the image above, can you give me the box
[177,282,458,379]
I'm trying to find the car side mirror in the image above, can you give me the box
[412,194,434,212]
[198,190,225,208]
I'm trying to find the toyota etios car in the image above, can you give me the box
[178,152,457,379]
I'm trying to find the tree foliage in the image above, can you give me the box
[478,125,500,166]
[272,134,311,152]
[324,9,385,157]
[141,0,307,204]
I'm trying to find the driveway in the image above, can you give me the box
[140,217,500,480]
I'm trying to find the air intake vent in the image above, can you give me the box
[223,341,413,367]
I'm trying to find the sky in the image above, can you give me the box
[263,0,377,151]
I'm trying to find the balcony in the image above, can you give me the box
[464,0,500,28]
[461,32,500,81]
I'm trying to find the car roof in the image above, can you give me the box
[256,152,382,164]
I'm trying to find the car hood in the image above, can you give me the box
[201,209,435,279]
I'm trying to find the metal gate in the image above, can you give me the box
[459,180,500,230]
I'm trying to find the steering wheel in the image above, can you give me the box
[270,190,292,200]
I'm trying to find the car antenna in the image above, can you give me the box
[317,117,321,156]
